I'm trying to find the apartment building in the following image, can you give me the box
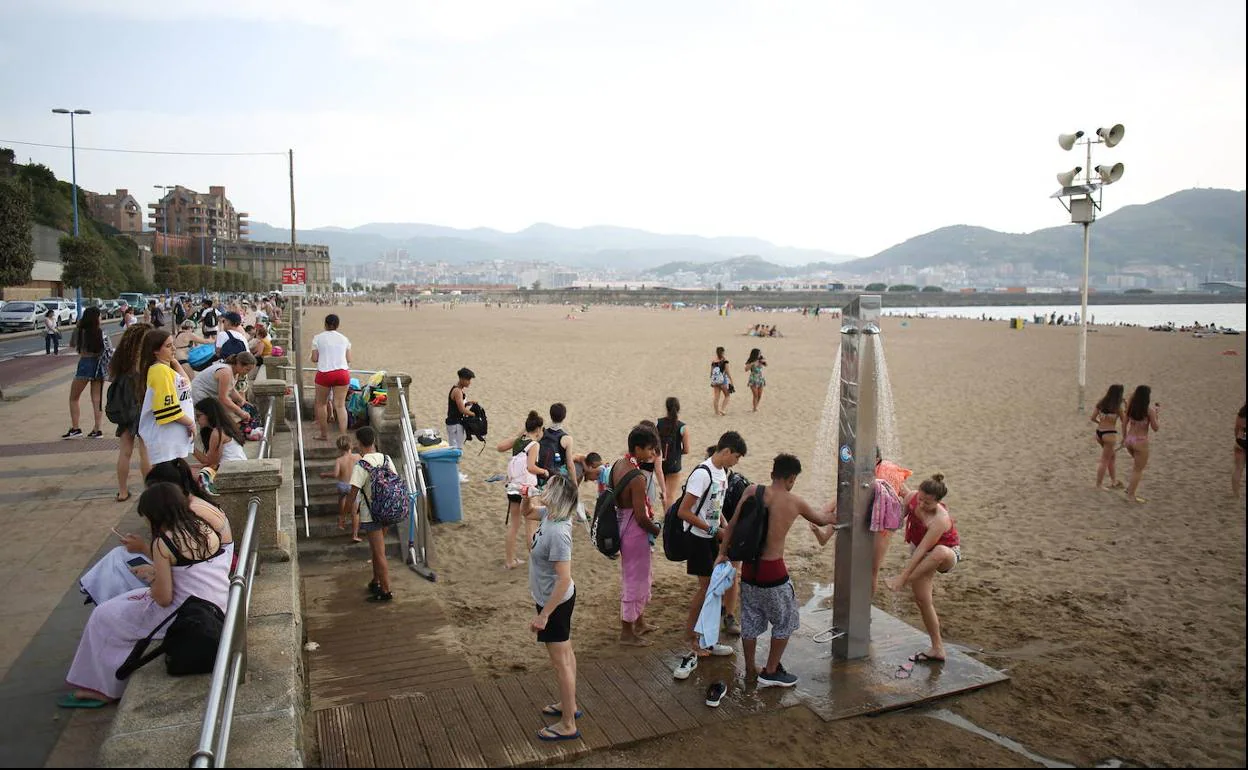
[84,188,144,233]
[148,185,249,241]
[218,240,332,294]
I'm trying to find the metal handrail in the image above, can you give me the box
[189,394,276,767]
[291,383,310,537]
[393,378,435,581]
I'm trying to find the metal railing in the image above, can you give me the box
[291,383,310,537]
[189,394,277,767]
[393,377,436,581]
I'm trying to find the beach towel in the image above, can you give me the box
[694,562,737,648]
[869,479,903,533]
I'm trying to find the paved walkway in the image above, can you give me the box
[0,353,145,767]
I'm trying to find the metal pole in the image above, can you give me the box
[70,113,82,312]
[290,150,304,400]
[1078,221,1090,413]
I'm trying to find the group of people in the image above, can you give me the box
[744,323,782,338]
[477,384,962,739]
[1089,383,1163,503]
[710,346,768,415]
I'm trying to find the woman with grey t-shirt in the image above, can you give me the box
[528,474,581,743]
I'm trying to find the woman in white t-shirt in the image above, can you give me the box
[136,329,196,467]
[310,313,352,441]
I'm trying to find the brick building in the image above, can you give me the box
[148,185,249,241]
[84,188,144,233]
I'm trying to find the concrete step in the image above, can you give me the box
[299,477,342,498]
[295,533,374,565]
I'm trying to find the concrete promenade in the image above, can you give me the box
[0,352,145,767]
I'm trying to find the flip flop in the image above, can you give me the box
[909,652,946,663]
[536,726,581,742]
[540,705,583,719]
[894,662,914,679]
[57,693,109,709]
[115,492,131,503]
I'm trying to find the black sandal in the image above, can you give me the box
[367,591,393,602]
[115,492,131,503]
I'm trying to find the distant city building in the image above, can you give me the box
[148,185,249,242]
[84,188,143,234]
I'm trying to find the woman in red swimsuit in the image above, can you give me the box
[886,474,960,664]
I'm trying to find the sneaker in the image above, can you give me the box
[86,429,103,439]
[723,615,742,636]
[708,643,734,657]
[705,681,727,708]
[61,428,82,439]
[673,653,698,680]
[757,664,798,688]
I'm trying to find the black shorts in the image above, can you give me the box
[507,493,522,504]
[685,534,717,577]
[536,589,576,644]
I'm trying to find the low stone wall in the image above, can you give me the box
[98,412,306,767]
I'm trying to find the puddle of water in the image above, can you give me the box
[802,582,835,614]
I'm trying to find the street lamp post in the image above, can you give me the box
[1053,124,1126,413]
[52,107,90,315]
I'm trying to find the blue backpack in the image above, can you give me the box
[358,456,410,526]
[187,344,217,371]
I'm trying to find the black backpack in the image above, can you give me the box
[537,427,566,477]
[657,418,684,475]
[721,470,751,523]
[462,403,488,442]
[590,468,642,559]
[174,303,187,326]
[662,465,711,562]
[116,595,225,679]
[201,307,218,330]
[105,374,140,427]
[726,485,769,563]
[217,331,247,360]
[152,305,165,328]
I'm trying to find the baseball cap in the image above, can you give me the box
[223,311,243,326]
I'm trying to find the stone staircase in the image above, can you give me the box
[293,435,376,564]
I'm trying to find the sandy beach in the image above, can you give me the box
[309,301,1245,767]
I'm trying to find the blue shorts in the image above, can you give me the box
[74,356,102,381]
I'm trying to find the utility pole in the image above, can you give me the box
[290,149,304,400]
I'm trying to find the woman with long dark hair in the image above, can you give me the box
[193,396,249,470]
[1123,385,1161,503]
[110,323,153,502]
[657,397,690,507]
[710,346,731,416]
[60,482,229,708]
[63,306,108,439]
[1090,384,1126,490]
[137,329,195,467]
[744,348,767,412]
[496,410,546,570]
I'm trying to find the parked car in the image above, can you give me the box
[119,292,146,311]
[38,299,76,325]
[96,299,120,318]
[0,301,49,332]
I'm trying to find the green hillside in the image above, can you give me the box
[1,148,152,294]
[843,188,1246,277]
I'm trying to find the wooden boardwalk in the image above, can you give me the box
[308,573,1009,767]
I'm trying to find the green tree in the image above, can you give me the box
[177,265,198,290]
[531,279,542,291]
[332,282,344,292]
[0,178,35,287]
[382,282,397,294]
[887,284,919,292]
[60,236,108,295]
[921,285,944,292]
[1124,287,1154,294]
[152,255,180,290]
[865,282,887,291]
[349,281,364,292]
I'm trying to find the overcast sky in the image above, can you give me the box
[1,0,1244,258]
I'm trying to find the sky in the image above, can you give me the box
[0,0,1244,258]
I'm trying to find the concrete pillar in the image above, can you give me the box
[252,378,289,435]
[378,371,413,461]
[215,458,289,562]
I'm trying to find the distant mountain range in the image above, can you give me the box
[248,187,1245,278]
[245,220,855,270]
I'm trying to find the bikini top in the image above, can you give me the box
[158,531,225,566]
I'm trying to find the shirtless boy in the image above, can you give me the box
[717,453,836,688]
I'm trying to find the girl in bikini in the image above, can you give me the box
[1233,404,1246,498]
[710,347,731,416]
[1090,384,1126,490]
[886,474,960,665]
[1122,385,1161,503]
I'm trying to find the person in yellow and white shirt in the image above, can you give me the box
[137,329,196,467]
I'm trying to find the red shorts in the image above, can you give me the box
[314,369,350,388]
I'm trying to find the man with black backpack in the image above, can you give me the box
[714,453,837,689]
[537,403,578,486]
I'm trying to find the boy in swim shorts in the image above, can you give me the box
[320,435,362,542]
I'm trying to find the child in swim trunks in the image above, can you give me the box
[321,435,362,542]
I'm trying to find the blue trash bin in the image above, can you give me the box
[420,447,463,523]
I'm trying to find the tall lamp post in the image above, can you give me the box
[152,185,175,298]
[51,107,91,315]
[1052,124,1126,413]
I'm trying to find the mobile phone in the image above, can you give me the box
[126,556,149,568]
